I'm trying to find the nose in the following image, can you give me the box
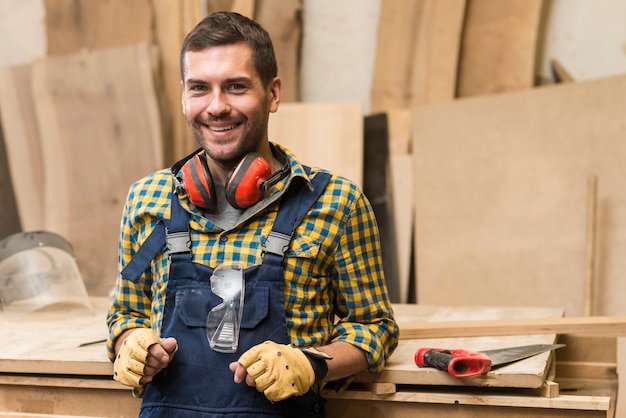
[206,91,231,116]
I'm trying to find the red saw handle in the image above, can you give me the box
[414,348,492,378]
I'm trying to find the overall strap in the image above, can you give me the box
[262,170,331,262]
[120,186,189,283]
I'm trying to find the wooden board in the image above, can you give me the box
[268,102,363,187]
[353,304,563,389]
[255,0,302,103]
[364,114,398,302]
[371,0,465,113]
[44,0,153,55]
[1,297,113,376]
[31,44,163,296]
[0,64,45,232]
[410,0,466,104]
[151,0,202,164]
[456,0,545,96]
[413,74,626,316]
[389,154,414,303]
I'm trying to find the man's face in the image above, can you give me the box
[181,43,280,171]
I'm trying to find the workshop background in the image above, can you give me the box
[1,0,626,318]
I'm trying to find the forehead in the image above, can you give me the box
[183,43,257,79]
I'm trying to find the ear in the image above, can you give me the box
[268,77,282,113]
[181,80,187,115]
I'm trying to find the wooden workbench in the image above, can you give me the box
[0,299,615,417]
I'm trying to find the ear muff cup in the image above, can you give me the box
[180,153,217,212]
[225,153,272,210]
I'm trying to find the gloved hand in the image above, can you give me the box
[237,341,317,402]
[113,328,176,388]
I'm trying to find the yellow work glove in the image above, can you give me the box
[113,328,161,388]
[238,341,329,402]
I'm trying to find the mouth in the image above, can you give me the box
[207,123,240,132]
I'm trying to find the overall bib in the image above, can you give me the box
[127,173,330,417]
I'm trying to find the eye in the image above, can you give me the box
[228,84,245,92]
[190,84,208,92]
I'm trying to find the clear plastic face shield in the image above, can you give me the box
[206,262,245,353]
[0,231,92,319]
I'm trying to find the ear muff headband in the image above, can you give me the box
[174,148,290,211]
[225,153,272,210]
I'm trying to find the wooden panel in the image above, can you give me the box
[152,0,203,164]
[354,304,563,389]
[371,0,465,113]
[410,0,466,104]
[44,0,153,55]
[31,44,163,296]
[457,0,545,96]
[389,154,414,303]
[255,0,302,103]
[0,64,44,231]
[268,102,363,187]
[413,74,626,316]
[371,0,424,113]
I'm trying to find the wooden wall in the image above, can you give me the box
[1,0,626,318]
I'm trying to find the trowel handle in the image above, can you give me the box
[414,348,492,378]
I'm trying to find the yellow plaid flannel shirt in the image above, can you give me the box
[106,145,398,373]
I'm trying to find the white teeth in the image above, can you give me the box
[210,124,236,132]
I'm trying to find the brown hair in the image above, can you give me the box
[180,11,278,88]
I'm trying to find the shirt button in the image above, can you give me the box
[219,236,228,243]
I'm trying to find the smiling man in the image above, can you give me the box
[106,11,398,418]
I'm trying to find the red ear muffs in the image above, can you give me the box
[180,153,217,212]
[177,151,287,211]
[225,153,272,210]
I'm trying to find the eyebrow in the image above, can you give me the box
[185,76,252,85]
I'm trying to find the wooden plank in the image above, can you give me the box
[410,0,466,105]
[325,390,610,416]
[44,0,153,55]
[456,0,545,96]
[399,316,626,339]
[371,0,424,113]
[31,44,163,296]
[413,74,626,316]
[363,114,398,302]
[355,304,563,389]
[152,0,202,164]
[255,0,302,103]
[389,155,414,303]
[268,102,363,187]
[372,0,465,113]
[0,64,44,231]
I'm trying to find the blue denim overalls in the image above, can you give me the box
[123,172,330,417]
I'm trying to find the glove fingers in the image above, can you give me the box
[238,346,262,368]
[246,360,268,380]
[252,368,275,392]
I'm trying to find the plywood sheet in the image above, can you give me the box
[31,44,163,296]
[354,304,563,389]
[371,0,465,113]
[413,74,626,316]
[255,0,302,103]
[152,0,202,164]
[44,0,153,55]
[268,102,363,187]
[457,0,544,96]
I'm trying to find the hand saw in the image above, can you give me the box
[414,343,565,378]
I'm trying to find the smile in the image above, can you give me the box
[208,123,239,132]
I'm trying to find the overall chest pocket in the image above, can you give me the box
[175,283,269,330]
